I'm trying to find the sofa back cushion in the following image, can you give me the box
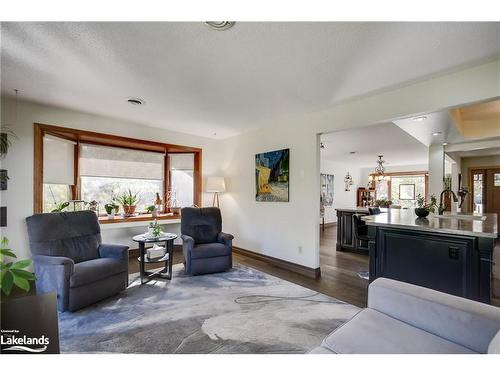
[26,211,101,263]
[181,207,222,244]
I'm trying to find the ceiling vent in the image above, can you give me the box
[127,98,145,105]
[204,22,235,31]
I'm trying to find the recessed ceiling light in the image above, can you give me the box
[127,97,145,105]
[413,116,427,122]
[432,131,442,136]
[349,151,356,154]
[204,21,235,31]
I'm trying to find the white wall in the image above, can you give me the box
[219,60,500,269]
[2,60,499,271]
[320,160,361,223]
[0,98,223,260]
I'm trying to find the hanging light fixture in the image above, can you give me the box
[374,155,388,182]
[344,172,353,191]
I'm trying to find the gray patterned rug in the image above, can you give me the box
[59,264,360,353]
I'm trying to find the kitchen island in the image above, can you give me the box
[364,209,498,303]
[335,207,387,253]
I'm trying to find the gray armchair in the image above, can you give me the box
[181,207,233,276]
[26,211,129,312]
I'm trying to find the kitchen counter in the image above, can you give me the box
[363,209,498,239]
[365,209,497,304]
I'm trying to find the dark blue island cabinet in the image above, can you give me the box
[366,212,497,304]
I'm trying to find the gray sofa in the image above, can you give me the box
[181,207,233,276]
[26,211,129,312]
[311,278,500,354]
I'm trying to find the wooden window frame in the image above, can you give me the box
[369,171,429,200]
[34,123,202,218]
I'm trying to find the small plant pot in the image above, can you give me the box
[107,213,115,220]
[151,210,158,218]
[123,205,136,215]
[414,207,430,218]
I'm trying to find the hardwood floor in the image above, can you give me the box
[128,225,370,308]
[128,225,499,308]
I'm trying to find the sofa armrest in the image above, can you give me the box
[181,235,195,249]
[368,278,500,353]
[32,255,74,273]
[32,255,74,312]
[217,232,234,247]
[98,243,129,261]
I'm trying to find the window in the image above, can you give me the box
[169,154,194,207]
[42,135,75,213]
[390,176,425,208]
[43,184,71,212]
[473,172,485,214]
[35,123,202,217]
[79,144,164,213]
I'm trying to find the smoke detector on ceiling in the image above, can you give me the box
[204,21,235,31]
[127,97,145,105]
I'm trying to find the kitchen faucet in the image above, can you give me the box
[438,188,458,215]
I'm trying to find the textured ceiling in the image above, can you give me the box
[2,22,499,138]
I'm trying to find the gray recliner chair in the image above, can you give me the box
[181,207,233,276]
[26,210,129,312]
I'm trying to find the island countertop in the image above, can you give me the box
[363,209,498,239]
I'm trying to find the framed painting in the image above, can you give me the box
[399,184,415,200]
[255,148,289,202]
[320,174,334,206]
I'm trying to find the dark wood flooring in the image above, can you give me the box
[128,224,499,308]
[128,225,370,308]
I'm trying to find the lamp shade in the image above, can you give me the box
[206,176,226,193]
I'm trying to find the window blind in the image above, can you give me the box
[79,144,164,180]
[43,135,75,185]
[169,153,194,170]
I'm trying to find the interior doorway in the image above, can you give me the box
[471,166,500,217]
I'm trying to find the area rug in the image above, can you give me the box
[58,264,360,354]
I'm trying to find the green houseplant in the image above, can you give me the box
[117,189,139,216]
[415,194,437,218]
[105,200,119,219]
[51,201,70,213]
[0,237,36,296]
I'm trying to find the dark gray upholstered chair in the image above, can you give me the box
[181,207,233,276]
[26,211,129,312]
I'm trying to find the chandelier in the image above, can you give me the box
[374,155,388,181]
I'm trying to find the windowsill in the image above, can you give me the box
[99,213,181,225]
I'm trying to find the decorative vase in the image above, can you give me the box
[414,207,430,218]
[123,205,136,215]
[107,213,115,220]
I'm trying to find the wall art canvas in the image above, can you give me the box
[255,148,289,202]
[320,174,334,206]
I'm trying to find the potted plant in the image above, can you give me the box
[117,189,139,216]
[51,201,70,213]
[105,200,119,219]
[1,237,36,297]
[415,194,437,218]
[146,204,158,218]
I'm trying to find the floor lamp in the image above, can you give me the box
[206,176,226,208]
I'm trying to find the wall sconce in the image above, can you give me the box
[344,172,353,191]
